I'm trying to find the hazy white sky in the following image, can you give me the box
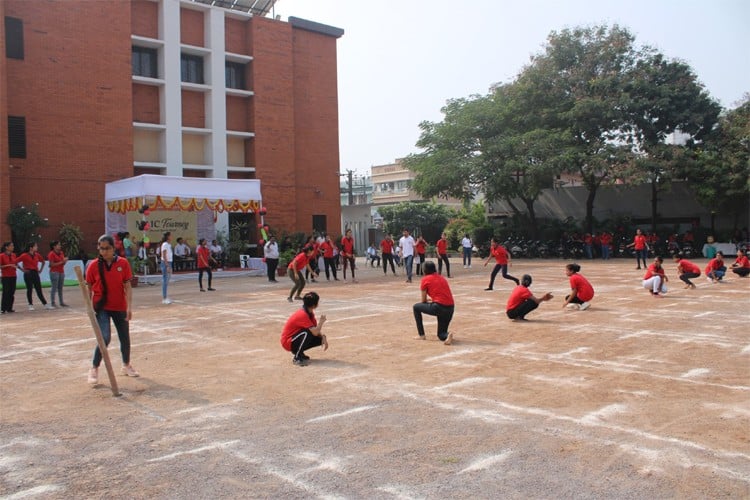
[273,0,750,175]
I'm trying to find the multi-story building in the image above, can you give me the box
[1,0,343,249]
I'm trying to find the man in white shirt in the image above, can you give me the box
[264,236,279,282]
[461,233,473,268]
[366,244,380,267]
[399,228,416,283]
[209,240,223,269]
[174,237,192,271]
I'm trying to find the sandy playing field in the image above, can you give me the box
[1,258,748,499]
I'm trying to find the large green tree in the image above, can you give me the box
[689,96,750,231]
[378,201,455,243]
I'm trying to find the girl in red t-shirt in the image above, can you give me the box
[414,236,427,276]
[642,256,668,297]
[673,254,701,289]
[505,274,553,321]
[562,263,595,310]
[1,241,20,313]
[280,291,328,366]
[627,229,648,270]
[18,242,51,310]
[435,232,451,277]
[483,238,519,290]
[196,238,217,292]
[731,249,750,277]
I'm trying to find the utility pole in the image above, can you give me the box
[347,169,354,206]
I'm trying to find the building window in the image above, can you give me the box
[181,54,204,84]
[132,46,158,78]
[312,215,327,233]
[225,62,246,90]
[8,116,26,158]
[5,17,24,60]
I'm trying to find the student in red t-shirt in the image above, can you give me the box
[730,249,750,277]
[562,263,594,310]
[47,240,69,307]
[673,254,701,289]
[642,256,668,297]
[288,246,316,302]
[18,242,52,310]
[320,234,339,281]
[196,238,217,292]
[85,234,138,385]
[705,252,727,283]
[380,234,397,275]
[1,241,20,314]
[435,232,451,278]
[483,238,519,290]
[627,229,648,270]
[280,291,328,366]
[505,274,553,321]
[414,236,427,276]
[340,229,357,282]
[599,232,612,260]
[413,261,455,345]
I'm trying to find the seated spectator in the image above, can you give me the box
[209,240,224,269]
[174,238,193,271]
[366,244,381,267]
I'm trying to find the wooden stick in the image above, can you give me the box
[74,265,120,397]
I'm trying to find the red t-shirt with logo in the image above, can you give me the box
[677,259,700,275]
[380,239,394,254]
[280,308,316,351]
[436,239,448,255]
[321,241,335,259]
[506,285,532,311]
[85,256,132,312]
[704,258,724,275]
[47,250,66,274]
[416,240,426,255]
[341,237,355,256]
[0,252,17,278]
[491,245,509,265]
[18,252,44,272]
[420,273,454,306]
[569,273,594,302]
[734,255,750,269]
[600,233,612,246]
[633,234,647,250]
[643,263,665,280]
[197,246,211,268]
[288,252,310,271]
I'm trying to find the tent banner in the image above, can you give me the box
[127,210,197,245]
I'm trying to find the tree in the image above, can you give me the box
[6,203,48,250]
[689,96,750,231]
[378,201,454,242]
[622,54,721,230]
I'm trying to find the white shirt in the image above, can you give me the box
[461,237,473,249]
[175,242,191,257]
[264,241,279,259]
[399,235,416,257]
[160,241,173,263]
[367,246,378,257]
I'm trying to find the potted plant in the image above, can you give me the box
[126,256,143,287]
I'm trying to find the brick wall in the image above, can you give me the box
[225,17,248,55]
[180,7,204,47]
[133,83,160,124]
[131,0,158,39]
[3,0,133,252]
[181,90,205,128]
[0,0,10,242]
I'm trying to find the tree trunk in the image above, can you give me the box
[523,198,539,238]
[584,184,597,235]
[650,178,659,233]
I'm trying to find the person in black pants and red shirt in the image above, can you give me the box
[506,274,553,321]
[280,291,328,366]
[413,261,455,345]
[435,232,451,278]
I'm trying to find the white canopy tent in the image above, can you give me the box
[104,174,263,236]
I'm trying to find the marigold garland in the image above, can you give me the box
[107,196,260,214]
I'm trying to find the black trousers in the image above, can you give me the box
[679,271,700,286]
[290,329,323,360]
[266,258,279,281]
[23,270,47,305]
[413,302,454,340]
[732,267,750,277]
[437,254,451,277]
[198,267,212,289]
[488,264,518,288]
[415,253,425,275]
[1,276,16,312]
[324,257,338,280]
[506,298,538,320]
[382,253,396,274]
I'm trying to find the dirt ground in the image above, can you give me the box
[1,257,748,499]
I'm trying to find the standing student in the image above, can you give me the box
[47,240,69,307]
[413,261,455,345]
[399,228,416,283]
[340,229,357,282]
[642,256,668,297]
[303,236,320,283]
[436,232,451,277]
[18,242,52,310]
[705,251,727,283]
[562,263,594,310]
[196,238,216,292]
[673,254,701,289]
[122,232,133,257]
[627,229,648,270]
[414,235,427,276]
[1,242,19,314]
[600,232,612,260]
[505,274,553,321]
[160,232,173,304]
[288,246,316,302]
[280,291,328,366]
[380,233,397,275]
[483,238,519,290]
[730,249,750,277]
[320,234,339,281]
[264,236,279,282]
[86,234,139,384]
[461,233,473,268]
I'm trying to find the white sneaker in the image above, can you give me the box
[162,298,172,304]
[28,304,35,311]
[566,303,581,310]
[580,301,591,311]
[44,304,55,310]
[87,367,98,385]
[121,365,140,377]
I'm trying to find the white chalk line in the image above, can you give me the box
[147,440,241,462]
[693,311,716,318]
[307,405,379,423]
[2,484,64,499]
[681,368,711,378]
[458,450,513,474]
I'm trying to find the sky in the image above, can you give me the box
[272,0,750,175]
